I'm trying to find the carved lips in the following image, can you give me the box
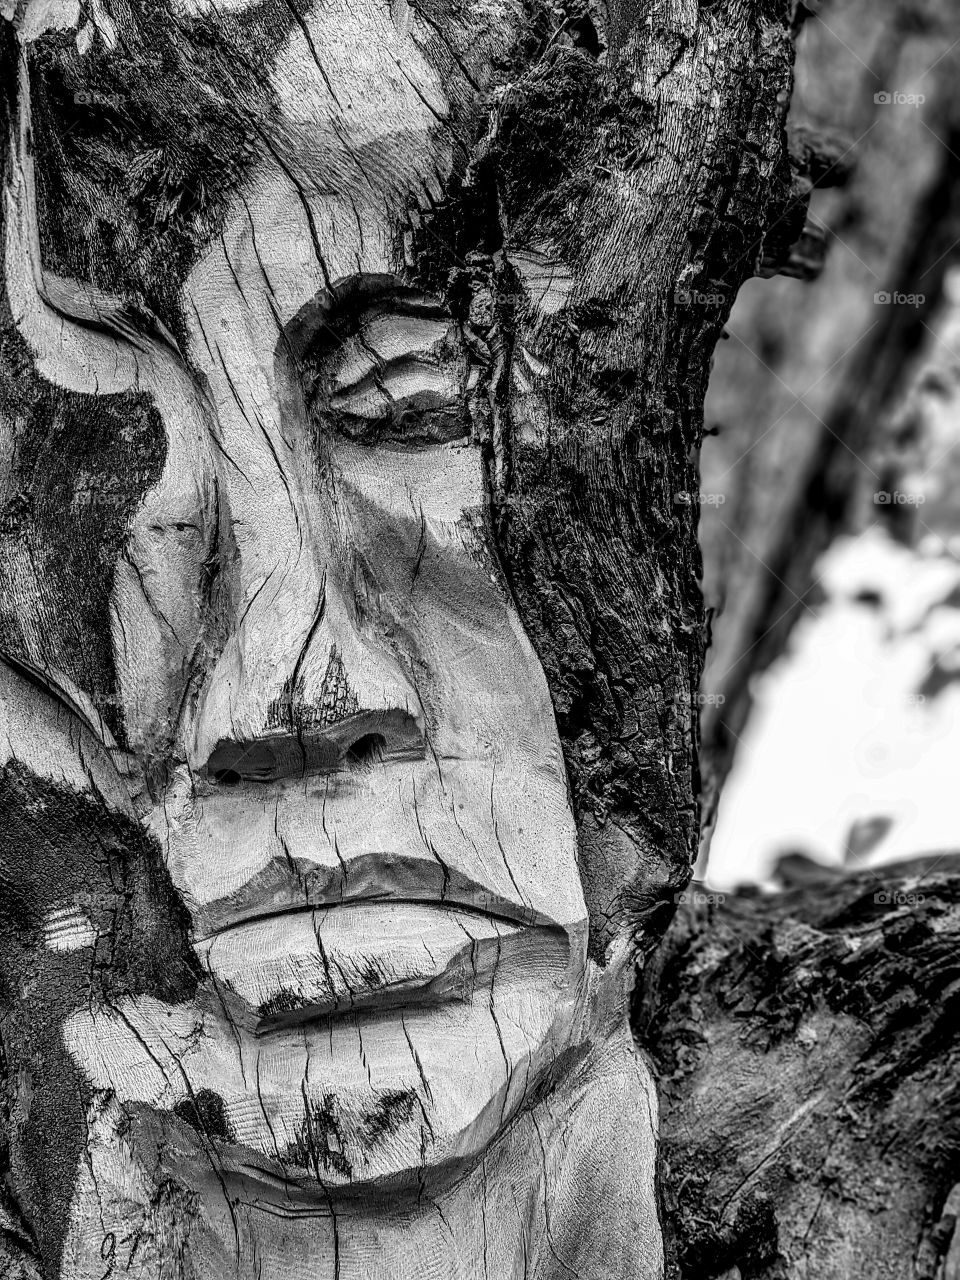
[190,848,561,1034]
[195,902,526,1032]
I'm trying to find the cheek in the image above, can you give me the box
[334,440,499,636]
[333,442,560,747]
[0,388,166,746]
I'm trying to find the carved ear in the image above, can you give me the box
[1,36,170,395]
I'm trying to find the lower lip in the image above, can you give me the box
[195,902,522,1032]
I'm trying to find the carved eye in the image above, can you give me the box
[309,296,472,447]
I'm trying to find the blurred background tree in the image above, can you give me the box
[698,0,960,873]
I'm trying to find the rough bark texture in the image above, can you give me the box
[697,0,960,839]
[470,0,806,951]
[635,854,960,1279]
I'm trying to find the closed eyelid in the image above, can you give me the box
[309,305,471,444]
[283,279,473,444]
[329,363,465,419]
[324,314,465,393]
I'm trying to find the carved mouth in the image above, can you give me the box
[195,901,533,1033]
[191,850,554,942]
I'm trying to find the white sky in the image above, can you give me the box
[707,529,960,889]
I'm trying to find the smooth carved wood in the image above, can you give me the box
[0,1,806,1277]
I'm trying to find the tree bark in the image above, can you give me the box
[635,854,960,1279]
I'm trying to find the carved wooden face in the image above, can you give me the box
[62,4,597,1197]
[0,0,702,1271]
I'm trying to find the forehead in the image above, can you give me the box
[22,0,543,324]
[237,0,450,176]
[186,0,457,329]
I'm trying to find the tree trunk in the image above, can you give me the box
[0,1,917,1278]
[635,854,960,1279]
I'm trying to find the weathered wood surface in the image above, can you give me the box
[636,854,960,1279]
[0,1,815,1277]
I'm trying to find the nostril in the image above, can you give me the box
[344,732,386,768]
[212,768,243,786]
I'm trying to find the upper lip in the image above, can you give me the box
[192,850,555,943]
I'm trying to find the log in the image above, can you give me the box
[635,854,960,1279]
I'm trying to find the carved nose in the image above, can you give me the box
[188,556,428,784]
[184,397,428,783]
[203,707,423,785]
